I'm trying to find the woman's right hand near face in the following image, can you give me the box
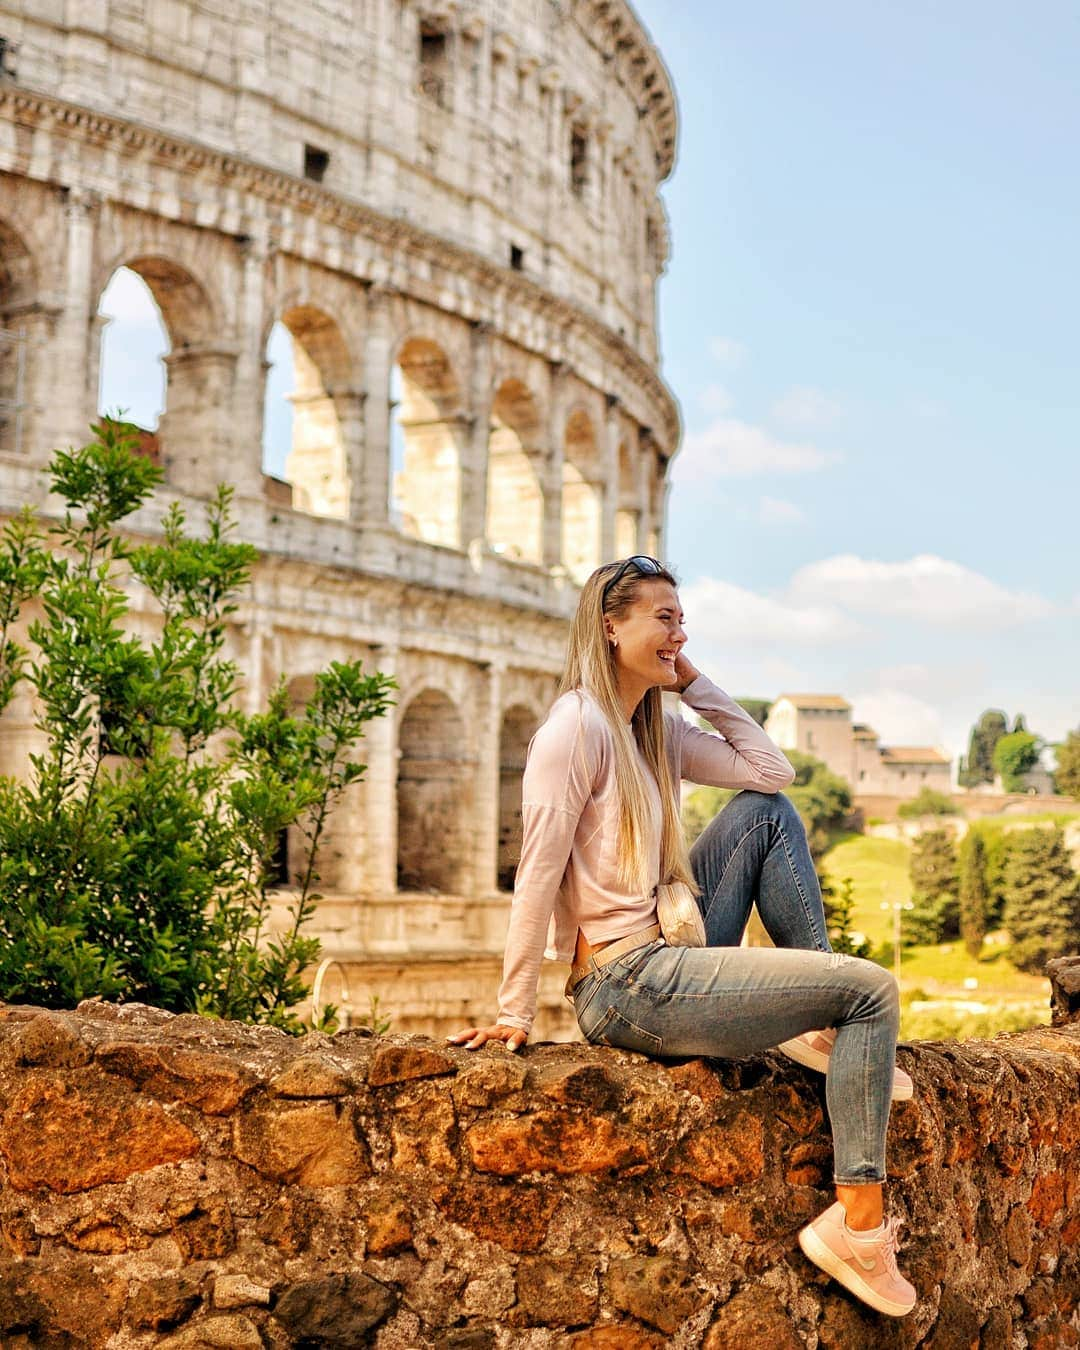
[447,1022,528,1053]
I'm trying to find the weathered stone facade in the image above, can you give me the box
[0,998,1077,1347]
[0,0,681,1038]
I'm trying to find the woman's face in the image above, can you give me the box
[606,579,687,693]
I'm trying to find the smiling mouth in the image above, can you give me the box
[658,651,677,661]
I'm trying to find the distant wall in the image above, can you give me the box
[0,1000,1077,1347]
[855,792,1075,823]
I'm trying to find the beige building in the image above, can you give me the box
[765,695,952,798]
[0,0,680,1039]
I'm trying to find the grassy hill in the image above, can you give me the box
[818,829,1052,1040]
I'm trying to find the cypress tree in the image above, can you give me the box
[958,829,989,958]
[904,828,959,946]
[959,710,1008,788]
[1003,827,1080,974]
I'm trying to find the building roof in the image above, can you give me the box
[775,694,852,711]
[853,725,878,740]
[880,747,951,765]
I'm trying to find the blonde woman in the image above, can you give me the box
[450,557,916,1317]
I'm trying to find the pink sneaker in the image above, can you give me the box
[799,1202,916,1317]
[777,1028,913,1101]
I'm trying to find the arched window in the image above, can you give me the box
[397,689,472,894]
[498,704,537,890]
[487,378,543,564]
[97,266,169,438]
[390,338,463,546]
[561,408,601,581]
[262,306,351,518]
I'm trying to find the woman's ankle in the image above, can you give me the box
[835,1182,884,1230]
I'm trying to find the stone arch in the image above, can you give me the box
[615,439,639,557]
[498,703,538,891]
[396,688,471,894]
[0,217,38,454]
[561,407,601,582]
[96,265,169,439]
[96,255,222,491]
[391,336,463,546]
[272,672,360,894]
[264,304,353,518]
[487,378,544,564]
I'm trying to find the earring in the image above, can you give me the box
[610,639,618,649]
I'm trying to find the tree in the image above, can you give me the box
[993,731,1041,792]
[957,829,989,958]
[0,422,396,1029]
[735,698,771,728]
[904,828,959,946]
[821,875,872,959]
[1003,827,1080,974]
[1052,728,1080,799]
[958,710,1008,788]
[784,751,853,858]
[897,787,958,819]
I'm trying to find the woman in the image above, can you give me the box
[450,556,916,1318]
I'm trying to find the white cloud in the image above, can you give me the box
[680,576,865,647]
[771,385,844,428]
[708,336,746,367]
[848,687,947,751]
[675,417,843,482]
[758,495,805,525]
[786,553,1056,628]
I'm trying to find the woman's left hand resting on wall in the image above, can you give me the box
[447,1023,528,1053]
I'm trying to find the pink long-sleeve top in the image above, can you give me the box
[496,675,797,1032]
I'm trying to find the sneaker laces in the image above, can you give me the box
[879,1217,903,1277]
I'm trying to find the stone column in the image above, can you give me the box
[473,662,502,897]
[600,393,620,562]
[636,428,654,555]
[541,362,567,569]
[46,188,98,461]
[158,344,242,499]
[229,238,270,499]
[361,642,399,896]
[460,321,492,551]
[352,285,394,528]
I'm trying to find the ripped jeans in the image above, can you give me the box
[572,790,899,1184]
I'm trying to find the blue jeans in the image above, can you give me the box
[572,790,899,1184]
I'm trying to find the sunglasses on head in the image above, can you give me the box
[600,555,664,605]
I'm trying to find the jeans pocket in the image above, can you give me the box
[588,1005,663,1057]
[608,938,665,982]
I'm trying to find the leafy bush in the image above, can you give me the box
[897,787,958,818]
[904,828,959,945]
[0,421,395,1029]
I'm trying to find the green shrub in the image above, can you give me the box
[0,421,395,1030]
[897,787,958,818]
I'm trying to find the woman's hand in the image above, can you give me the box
[447,1023,528,1053]
[671,651,702,693]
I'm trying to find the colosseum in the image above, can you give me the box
[0,0,680,1039]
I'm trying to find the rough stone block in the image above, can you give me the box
[233,1101,369,1185]
[432,1177,559,1252]
[368,1041,458,1087]
[272,1272,397,1347]
[95,1041,256,1114]
[606,1255,705,1335]
[128,1271,206,1332]
[0,1073,199,1193]
[667,1113,764,1188]
[516,1255,598,1327]
[268,1053,349,1098]
[467,1111,648,1175]
[703,1286,803,1350]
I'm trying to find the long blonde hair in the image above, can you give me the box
[559,561,698,898]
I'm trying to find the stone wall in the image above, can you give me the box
[0,1000,1078,1348]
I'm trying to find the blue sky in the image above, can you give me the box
[98,0,1079,775]
[632,0,1079,772]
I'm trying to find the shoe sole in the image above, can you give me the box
[776,1039,913,1102]
[798,1224,916,1317]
